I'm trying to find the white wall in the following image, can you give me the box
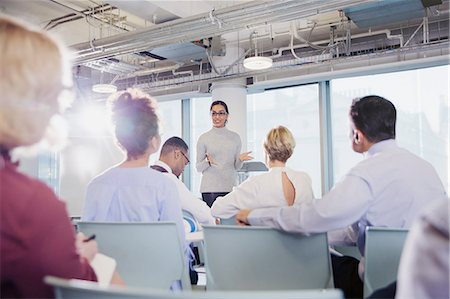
[59,137,123,216]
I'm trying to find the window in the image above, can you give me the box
[58,99,182,215]
[190,97,213,196]
[331,65,449,193]
[149,100,182,165]
[247,84,323,197]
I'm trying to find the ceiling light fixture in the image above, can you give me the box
[243,56,273,70]
[243,32,273,71]
[92,83,117,93]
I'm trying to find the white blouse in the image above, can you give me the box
[211,166,314,219]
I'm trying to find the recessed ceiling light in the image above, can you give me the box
[243,56,273,70]
[92,83,118,93]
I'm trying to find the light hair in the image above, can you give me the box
[0,16,72,150]
[264,126,296,162]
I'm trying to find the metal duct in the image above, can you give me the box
[344,0,427,28]
[72,0,374,64]
[130,42,450,93]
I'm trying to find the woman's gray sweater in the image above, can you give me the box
[196,127,243,193]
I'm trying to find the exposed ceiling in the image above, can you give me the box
[1,0,449,100]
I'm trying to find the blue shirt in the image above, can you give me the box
[82,166,187,290]
[82,166,185,243]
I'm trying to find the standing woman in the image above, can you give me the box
[196,100,253,207]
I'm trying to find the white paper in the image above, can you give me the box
[90,253,117,287]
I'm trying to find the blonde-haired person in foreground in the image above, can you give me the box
[0,16,122,299]
[211,126,314,220]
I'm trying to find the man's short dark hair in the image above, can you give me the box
[160,137,188,156]
[350,95,396,143]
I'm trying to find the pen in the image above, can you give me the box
[83,234,96,242]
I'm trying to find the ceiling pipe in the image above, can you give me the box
[206,47,251,76]
[149,49,449,97]
[47,0,126,32]
[72,0,373,64]
[172,69,194,78]
[128,63,183,77]
[45,3,117,30]
[272,28,404,59]
[127,42,449,92]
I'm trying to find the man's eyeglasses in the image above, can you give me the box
[180,151,190,164]
[211,111,228,117]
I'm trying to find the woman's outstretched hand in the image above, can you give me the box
[206,153,218,166]
[239,151,254,162]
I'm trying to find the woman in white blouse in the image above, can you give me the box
[211,126,314,220]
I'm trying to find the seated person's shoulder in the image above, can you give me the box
[293,170,312,182]
[152,171,179,193]
[422,198,449,233]
[4,170,63,210]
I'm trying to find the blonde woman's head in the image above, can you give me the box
[263,126,296,163]
[0,16,71,150]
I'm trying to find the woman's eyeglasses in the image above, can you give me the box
[211,111,228,117]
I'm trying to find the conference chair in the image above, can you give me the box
[45,276,344,299]
[45,276,151,299]
[218,216,236,225]
[182,209,205,275]
[77,221,191,290]
[182,210,199,233]
[363,227,409,298]
[203,225,333,291]
[333,245,361,260]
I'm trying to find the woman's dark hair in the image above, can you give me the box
[350,95,396,143]
[109,89,159,159]
[210,100,229,114]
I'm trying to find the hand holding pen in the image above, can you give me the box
[76,232,98,262]
[83,234,96,242]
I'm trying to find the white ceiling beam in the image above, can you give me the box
[72,0,375,64]
[150,0,215,18]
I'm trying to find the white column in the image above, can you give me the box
[211,43,247,151]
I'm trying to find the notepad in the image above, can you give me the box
[90,253,117,287]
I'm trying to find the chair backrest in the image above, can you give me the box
[183,210,199,233]
[77,221,190,290]
[203,225,333,291]
[218,216,236,225]
[45,276,343,299]
[333,245,361,260]
[363,227,409,298]
[45,276,152,299]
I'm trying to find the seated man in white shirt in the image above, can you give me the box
[236,95,447,298]
[151,137,216,285]
[151,137,216,227]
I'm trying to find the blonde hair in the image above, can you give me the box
[0,16,71,150]
[264,126,296,162]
